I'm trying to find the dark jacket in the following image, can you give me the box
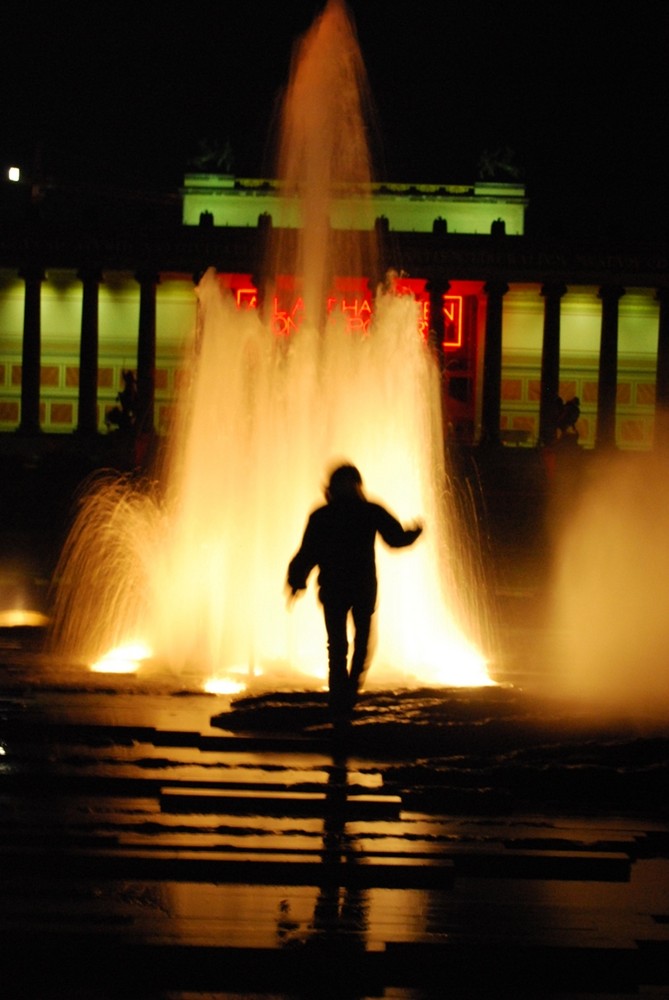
[288,497,421,606]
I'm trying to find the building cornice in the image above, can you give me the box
[0,222,667,287]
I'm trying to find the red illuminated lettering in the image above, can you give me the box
[236,288,258,310]
[227,277,447,345]
[443,295,463,348]
[271,295,305,337]
[346,317,368,333]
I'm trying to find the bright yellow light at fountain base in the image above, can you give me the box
[89,641,493,689]
[90,642,152,675]
[204,675,249,696]
[0,609,49,628]
[204,647,493,695]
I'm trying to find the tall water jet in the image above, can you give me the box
[49,0,492,691]
[269,0,378,325]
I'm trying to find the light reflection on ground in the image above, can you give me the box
[0,609,49,628]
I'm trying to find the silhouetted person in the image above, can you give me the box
[287,464,422,722]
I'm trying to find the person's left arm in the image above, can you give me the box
[287,514,320,592]
[375,504,423,548]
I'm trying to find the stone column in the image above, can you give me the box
[538,283,567,446]
[17,266,44,434]
[426,277,450,373]
[76,268,101,436]
[654,286,669,449]
[135,271,159,436]
[426,277,450,447]
[480,280,508,445]
[596,285,625,450]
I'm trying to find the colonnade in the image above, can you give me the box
[10,266,669,449]
[15,268,160,439]
[428,275,669,449]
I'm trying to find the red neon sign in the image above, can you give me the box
[443,295,463,348]
[328,295,373,334]
[220,273,463,349]
[236,287,258,310]
[272,295,304,337]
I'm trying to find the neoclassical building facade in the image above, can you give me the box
[1,173,667,451]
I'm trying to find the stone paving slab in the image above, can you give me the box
[0,844,457,889]
[160,784,402,819]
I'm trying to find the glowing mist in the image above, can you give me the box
[49,0,492,690]
[547,451,669,720]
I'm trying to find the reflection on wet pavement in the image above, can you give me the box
[1,632,669,998]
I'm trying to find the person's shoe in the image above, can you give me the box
[347,676,361,712]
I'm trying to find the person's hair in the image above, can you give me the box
[325,463,363,502]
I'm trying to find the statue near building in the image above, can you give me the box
[556,395,581,443]
[477,146,521,181]
[188,137,234,174]
[105,370,138,435]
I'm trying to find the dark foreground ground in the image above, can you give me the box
[1,437,668,998]
[1,646,668,1000]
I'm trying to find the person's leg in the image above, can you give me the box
[349,603,376,705]
[322,602,350,718]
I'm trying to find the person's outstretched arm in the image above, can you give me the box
[375,505,423,548]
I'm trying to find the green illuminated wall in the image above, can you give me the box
[181,176,528,236]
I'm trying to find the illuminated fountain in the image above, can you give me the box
[49,0,492,692]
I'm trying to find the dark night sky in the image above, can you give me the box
[1,0,667,241]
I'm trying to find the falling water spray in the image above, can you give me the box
[49,0,492,691]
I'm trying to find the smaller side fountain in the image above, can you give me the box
[547,449,669,721]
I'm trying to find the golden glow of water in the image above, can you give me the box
[204,675,258,696]
[51,275,492,691]
[49,0,494,693]
[0,609,49,628]
[548,451,669,719]
[90,641,151,675]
